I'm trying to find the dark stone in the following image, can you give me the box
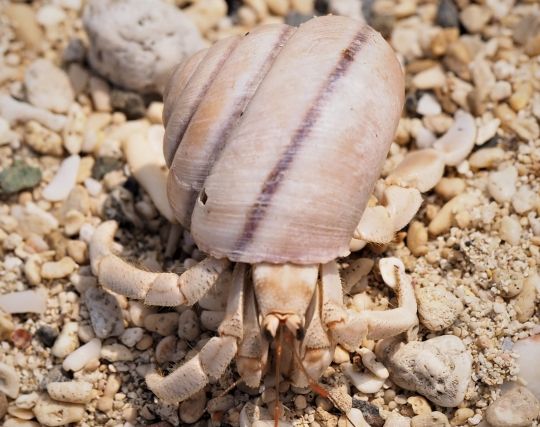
[110,89,146,120]
[63,38,86,63]
[91,156,123,180]
[314,0,328,15]
[436,0,459,28]
[285,12,312,27]
[123,175,140,197]
[352,399,385,427]
[405,91,421,117]
[36,325,58,348]
[225,0,242,15]
[369,13,396,39]
[0,160,42,195]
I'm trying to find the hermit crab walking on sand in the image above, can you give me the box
[89,15,476,418]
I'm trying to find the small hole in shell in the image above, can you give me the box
[199,188,208,205]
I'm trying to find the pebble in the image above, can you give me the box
[0,161,42,195]
[512,186,536,214]
[144,312,179,336]
[110,90,146,120]
[509,83,532,112]
[384,413,411,427]
[469,147,505,170]
[451,408,475,426]
[436,0,459,28]
[24,60,74,114]
[459,5,492,33]
[101,343,134,362]
[4,4,44,51]
[88,77,112,113]
[294,395,307,410]
[41,257,77,280]
[155,335,185,364]
[42,155,81,202]
[36,5,67,27]
[0,309,14,340]
[120,327,144,347]
[485,386,540,427]
[207,394,235,413]
[51,322,79,358]
[0,289,47,314]
[0,363,20,398]
[179,390,206,424]
[185,0,228,33]
[488,166,517,203]
[177,309,200,341]
[83,0,205,93]
[63,38,86,64]
[412,67,446,89]
[417,94,442,116]
[428,193,477,236]
[24,121,63,156]
[411,412,450,427]
[435,178,465,201]
[499,216,521,246]
[476,119,500,146]
[33,394,85,426]
[513,274,538,323]
[333,345,350,364]
[342,363,386,394]
[513,335,540,400]
[407,396,431,415]
[490,81,512,102]
[47,381,93,404]
[433,110,476,166]
[84,286,125,338]
[416,286,463,331]
[377,335,472,407]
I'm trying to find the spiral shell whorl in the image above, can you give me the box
[164,16,404,264]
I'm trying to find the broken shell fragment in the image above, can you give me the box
[386,149,445,193]
[432,110,476,166]
[0,363,20,398]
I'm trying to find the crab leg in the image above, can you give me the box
[325,258,417,351]
[236,282,269,388]
[90,221,230,306]
[146,263,246,402]
[290,281,334,388]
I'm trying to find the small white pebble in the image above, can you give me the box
[63,338,102,371]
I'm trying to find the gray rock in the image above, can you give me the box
[0,160,42,195]
[83,0,205,94]
[486,386,540,427]
[63,38,86,63]
[376,335,472,407]
[110,89,145,119]
[84,286,124,338]
[436,0,459,28]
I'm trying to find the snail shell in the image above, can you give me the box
[163,15,404,265]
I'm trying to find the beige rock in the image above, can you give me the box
[512,186,536,214]
[435,178,465,201]
[407,221,428,257]
[416,286,463,331]
[24,121,63,156]
[486,386,540,427]
[290,0,314,14]
[499,216,521,246]
[407,396,431,415]
[185,0,228,32]
[488,166,517,203]
[101,343,134,362]
[459,5,491,33]
[4,4,44,51]
[33,395,85,426]
[412,66,446,90]
[46,381,93,404]
[52,322,79,358]
[0,309,15,340]
[177,309,200,341]
[514,274,538,323]
[428,194,477,236]
[41,257,77,280]
[0,363,20,399]
[469,147,505,170]
[509,83,532,112]
[411,412,450,427]
[450,408,474,426]
[266,0,289,15]
[377,335,471,407]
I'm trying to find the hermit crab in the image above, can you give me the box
[89,14,472,415]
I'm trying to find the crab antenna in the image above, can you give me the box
[274,324,283,427]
